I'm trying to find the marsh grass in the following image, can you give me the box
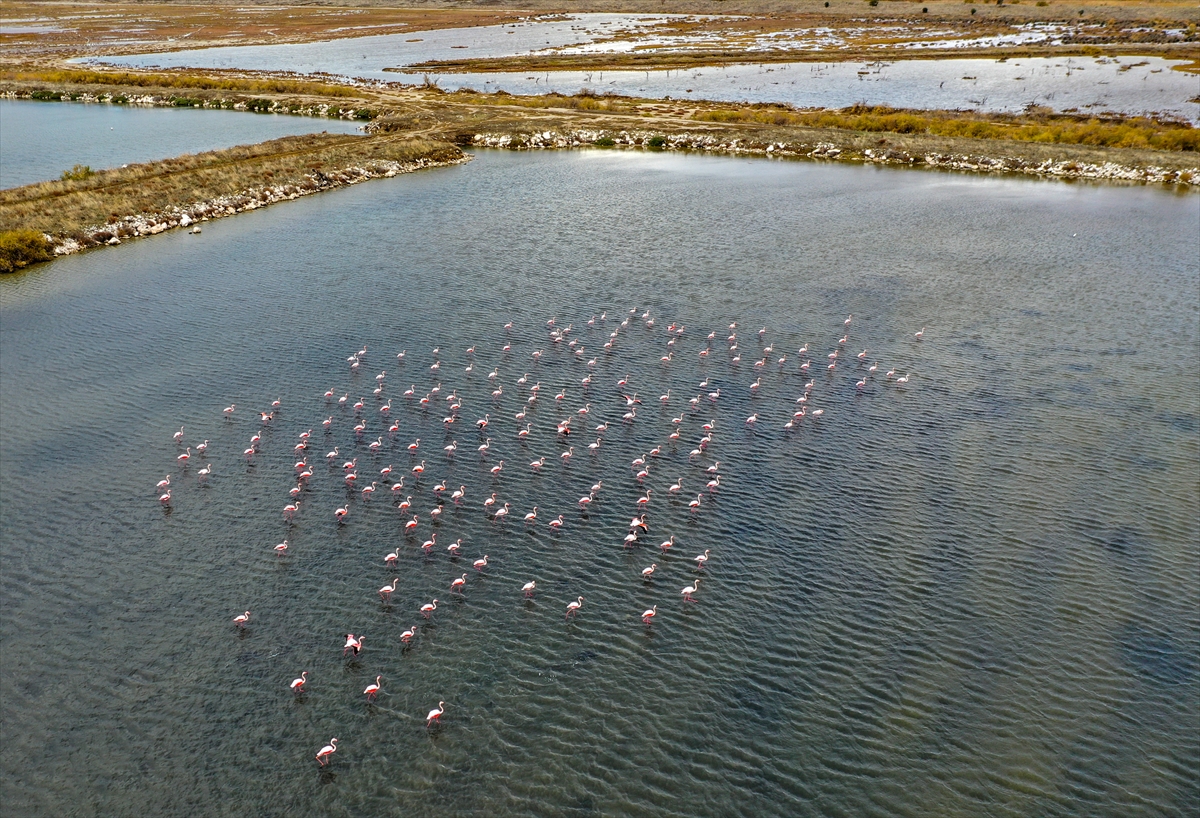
[692,103,1200,151]
[0,229,54,273]
[5,68,364,99]
[0,134,462,240]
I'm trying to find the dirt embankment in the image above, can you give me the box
[0,133,466,272]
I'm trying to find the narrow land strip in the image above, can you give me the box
[0,133,467,272]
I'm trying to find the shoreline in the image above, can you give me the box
[0,133,468,272]
[466,129,1196,185]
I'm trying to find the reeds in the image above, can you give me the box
[692,104,1199,151]
[5,68,364,98]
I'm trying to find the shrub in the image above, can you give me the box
[245,98,273,112]
[30,90,62,101]
[61,164,95,181]
[594,136,616,147]
[0,230,54,273]
[648,135,668,148]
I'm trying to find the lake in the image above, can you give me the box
[1,142,1197,817]
[0,99,363,189]
[92,20,1200,122]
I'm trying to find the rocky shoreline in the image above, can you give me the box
[2,89,375,121]
[467,129,1198,186]
[49,155,471,259]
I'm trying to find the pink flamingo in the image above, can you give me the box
[566,596,584,619]
[426,702,445,727]
[315,738,338,766]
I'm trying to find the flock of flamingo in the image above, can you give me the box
[158,310,923,768]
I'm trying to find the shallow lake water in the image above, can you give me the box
[0,99,363,189]
[93,17,1200,122]
[1,146,1197,817]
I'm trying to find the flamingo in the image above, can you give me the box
[426,701,445,727]
[669,478,683,493]
[689,495,702,511]
[548,514,565,530]
[173,426,185,442]
[379,578,398,601]
[405,515,419,533]
[177,447,191,462]
[156,475,171,491]
[896,374,911,385]
[195,439,209,454]
[233,611,250,629]
[342,634,363,656]
[274,539,289,555]
[451,573,467,593]
[522,580,536,598]
[364,676,383,702]
[384,546,400,566]
[681,579,701,601]
[660,535,675,551]
[447,538,464,556]
[642,605,658,624]
[223,404,235,418]
[400,625,418,644]
[525,506,539,522]
[290,671,307,693]
[315,738,338,766]
[915,327,925,340]
[335,506,349,522]
[473,555,489,572]
[642,563,657,579]
[451,485,466,502]
[420,599,438,618]
[422,534,437,551]
[566,596,584,619]
[695,549,711,569]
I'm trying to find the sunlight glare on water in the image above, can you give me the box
[1,148,1197,817]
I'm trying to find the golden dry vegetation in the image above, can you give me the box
[0,133,462,242]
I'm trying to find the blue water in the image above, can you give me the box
[1,147,1197,816]
[0,99,363,189]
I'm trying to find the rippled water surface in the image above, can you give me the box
[0,100,363,189]
[2,148,1198,817]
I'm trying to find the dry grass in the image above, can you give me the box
[0,134,462,238]
[0,229,54,273]
[4,67,365,98]
[692,103,1200,151]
